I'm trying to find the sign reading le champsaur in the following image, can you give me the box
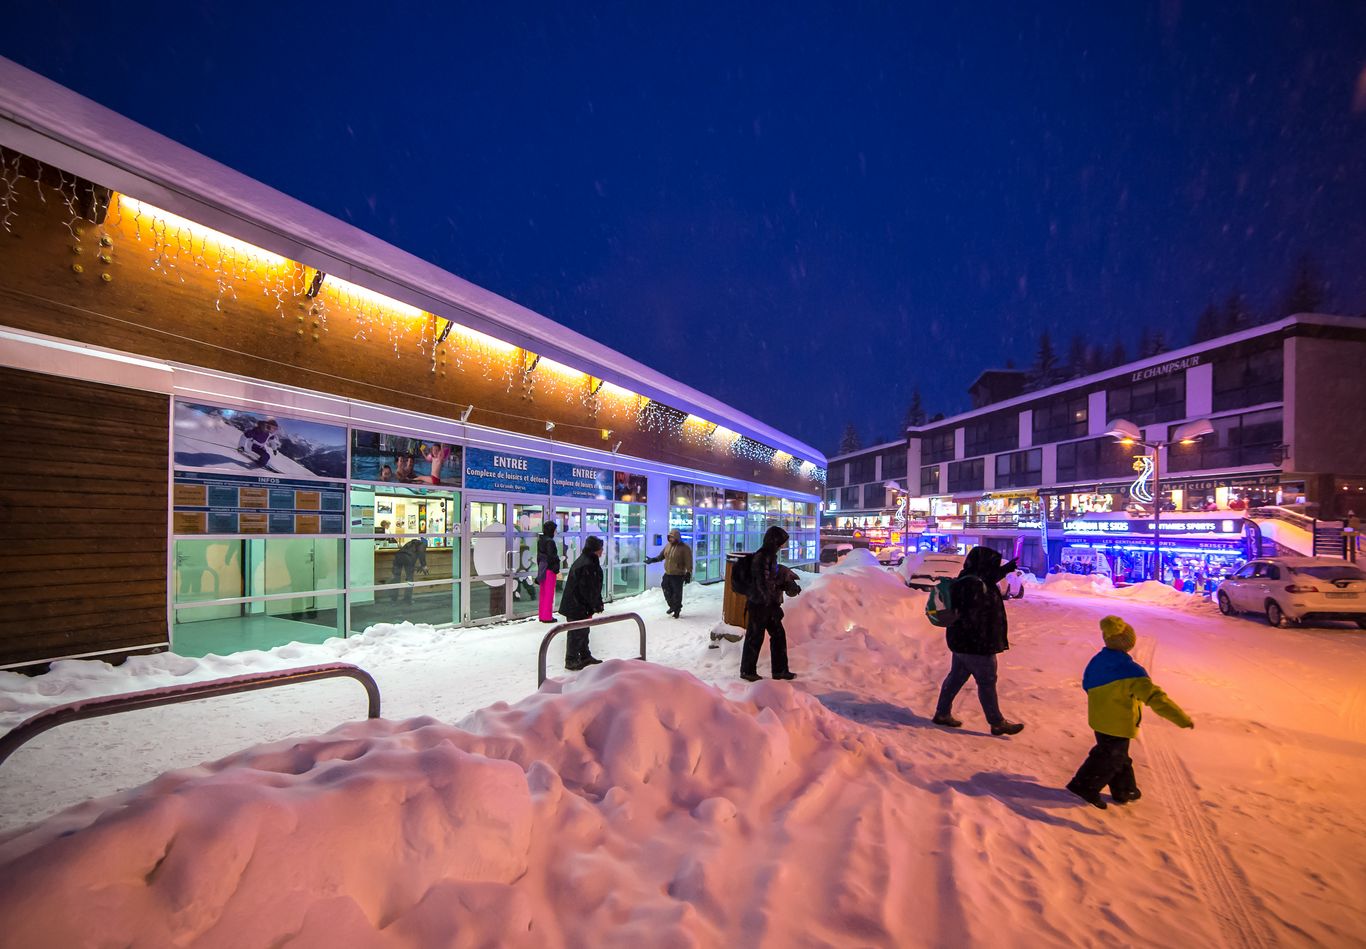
[464,448,551,494]
[552,463,614,500]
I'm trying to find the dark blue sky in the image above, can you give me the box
[5,3,1365,454]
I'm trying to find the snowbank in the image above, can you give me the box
[1039,575,1218,613]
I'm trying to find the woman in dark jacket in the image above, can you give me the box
[932,546,1025,735]
[740,525,802,682]
[558,535,605,670]
[536,521,562,622]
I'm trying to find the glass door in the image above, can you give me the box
[467,497,511,623]
[510,502,545,618]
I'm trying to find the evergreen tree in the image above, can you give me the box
[1065,333,1088,379]
[1280,255,1325,317]
[1221,291,1249,335]
[838,422,862,455]
[903,389,926,429]
[1193,302,1220,342]
[1144,329,1168,358]
[1032,330,1059,387]
[1137,326,1154,359]
[1107,339,1128,368]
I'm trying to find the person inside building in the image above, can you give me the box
[646,528,694,618]
[389,537,429,604]
[740,526,802,682]
[559,535,605,670]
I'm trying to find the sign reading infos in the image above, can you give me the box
[464,448,551,494]
[552,462,614,500]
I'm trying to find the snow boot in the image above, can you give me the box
[1066,781,1108,809]
[740,671,763,682]
[932,714,963,728]
[1111,789,1142,804]
[564,659,585,672]
[990,720,1025,736]
[773,671,797,680]
[582,656,603,666]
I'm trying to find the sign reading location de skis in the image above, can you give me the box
[464,447,551,494]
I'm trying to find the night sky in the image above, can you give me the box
[4,3,1365,456]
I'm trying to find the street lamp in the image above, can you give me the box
[1105,417,1214,583]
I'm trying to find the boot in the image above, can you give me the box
[740,671,762,682]
[932,714,962,728]
[1066,781,1108,809]
[582,655,603,666]
[990,720,1025,736]
[773,671,796,680]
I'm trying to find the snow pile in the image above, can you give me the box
[827,546,884,571]
[0,660,931,948]
[1039,575,1216,613]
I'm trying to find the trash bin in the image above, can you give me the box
[723,552,749,629]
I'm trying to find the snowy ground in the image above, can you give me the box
[1,556,1364,946]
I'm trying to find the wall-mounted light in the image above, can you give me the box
[601,428,613,441]
[460,405,474,422]
[546,421,555,432]
[612,441,622,455]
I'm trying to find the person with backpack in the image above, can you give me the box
[558,535,605,670]
[536,520,561,622]
[931,545,1025,735]
[645,528,693,617]
[738,526,803,682]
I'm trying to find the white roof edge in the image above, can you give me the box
[908,312,1366,434]
[826,438,910,462]
[0,57,825,466]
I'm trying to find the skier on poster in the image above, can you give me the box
[237,418,282,472]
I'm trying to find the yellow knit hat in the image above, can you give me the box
[1100,615,1136,652]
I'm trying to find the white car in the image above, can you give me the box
[874,546,905,567]
[904,553,965,591]
[1216,557,1366,628]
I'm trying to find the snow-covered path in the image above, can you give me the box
[1,563,1363,946]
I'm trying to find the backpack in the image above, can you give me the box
[731,553,756,597]
[926,575,985,627]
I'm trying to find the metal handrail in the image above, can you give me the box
[0,662,381,769]
[537,612,647,687]
[1249,506,1316,531]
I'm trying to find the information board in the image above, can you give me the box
[552,462,614,499]
[464,448,551,495]
[172,471,346,535]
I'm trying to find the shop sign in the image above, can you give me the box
[1175,474,1280,492]
[1017,518,1044,530]
[351,428,460,486]
[173,400,348,481]
[172,472,346,535]
[551,463,614,500]
[1130,354,1200,382]
[1064,517,1243,536]
[464,448,551,494]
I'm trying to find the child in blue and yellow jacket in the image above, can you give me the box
[1066,615,1193,809]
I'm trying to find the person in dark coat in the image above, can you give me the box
[536,521,562,622]
[558,535,605,670]
[932,546,1025,735]
[740,525,803,682]
[389,538,429,604]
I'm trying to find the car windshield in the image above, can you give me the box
[1295,566,1366,582]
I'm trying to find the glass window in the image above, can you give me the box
[994,449,1043,488]
[1168,409,1283,472]
[695,484,725,509]
[1032,394,1089,443]
[1056,437,1139,483]
[841,485,861,508]
[1213,343,1283,412]
[174,593,344,658]
[920,465,940,495]
[848,453,876,483]
[947,458,984,493]
[669,480,695,507]
[1107,374,1186,426]
[863,484,888,509]
[882,447,908,479]
[964,413,1019,456]
[922,429,956,464]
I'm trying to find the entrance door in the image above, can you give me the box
[467,494,551,623]
[549,503,610,601]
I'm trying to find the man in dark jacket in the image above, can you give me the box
[558,535,605,670]
[646,528,694,617]
[389,538,429,604]
[740,525,803,682]
[932,546,1025,735]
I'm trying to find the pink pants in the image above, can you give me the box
[539,572,558,621]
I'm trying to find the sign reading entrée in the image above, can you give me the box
[464,447,551,494]
[552,462,614,500]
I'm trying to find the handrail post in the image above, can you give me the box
[537,612,648,687]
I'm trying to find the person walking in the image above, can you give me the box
[1066,616,1193,809]
[932,546,1025,735]
[740,526,803,682]
[558,535,605,670]
[646,528,693,617]
[536,520,562,622]
[389,537,429,605]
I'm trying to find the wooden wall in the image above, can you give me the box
[0,366,169,667]
[0,158,821,494]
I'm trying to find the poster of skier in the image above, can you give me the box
[173,400,347,480]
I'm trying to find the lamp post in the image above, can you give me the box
[1105,417,1214,583]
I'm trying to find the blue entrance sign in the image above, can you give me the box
[552,462,614,500]
[464,447,551,494]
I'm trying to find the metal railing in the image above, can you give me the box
[1248,506,1316,532]
[0,662,381,769]
[537,613,647,687]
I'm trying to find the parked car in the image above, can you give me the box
[999,567,1029,599]
[819,543,855,565]
[903,552,965,591]
[874,546,905,567]
[1216,557,1366,628]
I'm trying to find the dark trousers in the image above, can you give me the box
[389,559,416,603]
[934,652,1004,724]
[1069,732,1138,798]
[741,603,789,676]
[565,625,592,663]
[661,574,685,613]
